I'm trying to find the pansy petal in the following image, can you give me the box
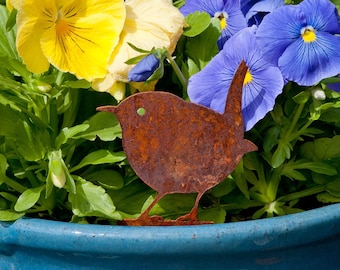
[256,5,305,65]
[327,82,340,92]
[241,0,257,14]
[180,0,225,17]
[128,54,160,82]
[6,0,20,10]
[279,32,340,86]
[245,0,284,21]
[16,19,50,74]
[300,0,340,34]
[181,0,246,49]
[16,0,59,73]
[109,0,184,78]
[189,26,283,131]
[229,28,283,130]
[40,0,125,81]
[93,0,184,96]
[92,74,126,101]
[41,15,123,81]
[188,52,230,111]
[16,0,125,81]
[242,67,283,130]
[218,0,247,48]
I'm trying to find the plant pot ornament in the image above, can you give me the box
[98,60,257,225]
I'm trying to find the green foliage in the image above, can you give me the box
[181,16,221,75]
[69,177,120,220]
[0,8,130,223]
[183,12,211,38]
[0,1,339,225]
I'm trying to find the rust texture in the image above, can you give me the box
[97,60,257,226]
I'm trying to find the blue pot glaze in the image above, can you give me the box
[0,203,340,270]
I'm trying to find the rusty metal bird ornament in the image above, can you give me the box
[97,60,257,225]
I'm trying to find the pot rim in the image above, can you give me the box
[1,203,340,255]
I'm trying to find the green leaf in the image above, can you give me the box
[322,76,340,84]
[252,206,267,219]
[108,180,154,216]
[186,58,200,76]
[0,154,8,185]
[272,142,291,168]
[281,168,306,181]
[149,193,197,219]
[125,54,148,65]
[15,120,48,162]
[232,160,250,199]
[56,124,90,148]
[317,192,340,203]
[282,160,337,181]
[86,170,124,190]
[183,12,211,37]
[145,61,164,82]
[0,104,20,137]
[69,150,126,173]
[14,186,45,212]
[292,90,310,104]
[126,42,150,54]
[76,111,122,141]
[6,8,17,31]
[263,126,281,153]
[211,177,236,197]
[0,197,7,209]
[198,207,226,224]
[303,162,337,175]
[0,192,18,203]
[173,0,186,8]
[326,181,340,197]
[319,107,340,123]
[63,79,91,89]
[300,135,340,161]
[69,178,119,219]
[0,210,25,221]
[185,17,220,71]
[0,5,18,59]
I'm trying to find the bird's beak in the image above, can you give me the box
[96,105,117,114]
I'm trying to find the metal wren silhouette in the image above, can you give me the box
[98,61,257,225]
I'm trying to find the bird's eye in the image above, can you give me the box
[137,107,146,116]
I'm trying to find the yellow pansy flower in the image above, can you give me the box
[92,0,185,100]
[16,0,126,82]
[6,0,20,11]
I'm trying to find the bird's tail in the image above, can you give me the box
[223,60,248,118]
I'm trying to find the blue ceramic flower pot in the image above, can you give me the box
[0,203,340,270]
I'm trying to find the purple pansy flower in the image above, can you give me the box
[327,80,340,92]
[187,26,284,131]
[180,0,247,49]
[241,0,258,15]
[256,0,340,86]
[244,0,284,26]
[128,54,160,82]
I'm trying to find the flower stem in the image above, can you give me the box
[166,51,187,92]
[49,97,58,147]
[277,185,326,202]
[297,119,314,135]
[220,200,264,211]
[20,160,40,187]
[286,101,305,140]
[55,70,64,86]
[3,176,26,193]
